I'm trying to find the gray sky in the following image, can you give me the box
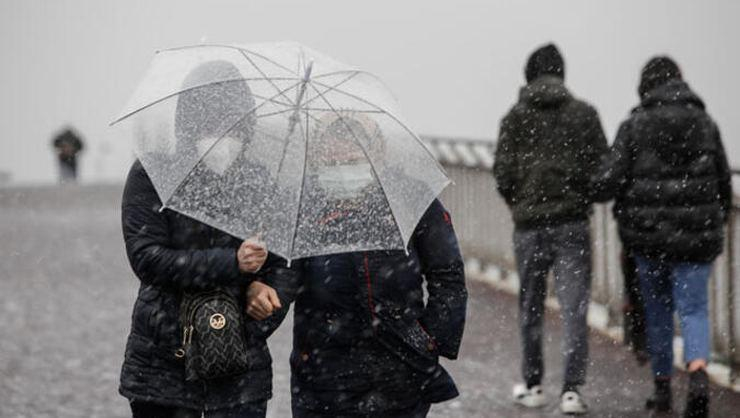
[2,0,738,184]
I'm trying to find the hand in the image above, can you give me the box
[237,236,267,274]
[246,281,282,320]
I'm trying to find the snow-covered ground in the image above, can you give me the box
[2,185,739,417]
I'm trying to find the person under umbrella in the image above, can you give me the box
[247,113,468,418]
[119,60,295,418]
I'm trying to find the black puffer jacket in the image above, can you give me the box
[493,76,608,229]
[592,80,732,261]
[272,199,467,415]
[119,161,295,410]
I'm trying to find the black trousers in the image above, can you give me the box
[292,402,431,418]
[130,400,267,418]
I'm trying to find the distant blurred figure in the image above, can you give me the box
[592,56,732,418]
[51,127,84,183]
[493,43,607,415]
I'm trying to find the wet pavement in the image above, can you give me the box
[1,184,740,417]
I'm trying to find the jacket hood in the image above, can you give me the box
[639,80,705,110]
[636,80,707,166]
[639,56,682,99]
[519,76,571,108]
[525,43,565,83]
[175,60,256,154]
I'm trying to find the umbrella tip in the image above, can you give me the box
[303,60,314,81]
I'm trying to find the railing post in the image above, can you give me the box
[727,207,738,384]
[601,203,614,325]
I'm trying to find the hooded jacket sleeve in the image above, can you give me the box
[246,255,302,338]
[414,199,467,359]
[121,161,251,290]
[583,106,609,197]
[493,112,519,205]
[590,120,633,203]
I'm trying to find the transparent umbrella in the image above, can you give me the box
[112,41,450,261]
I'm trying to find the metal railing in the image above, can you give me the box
[424,136,740,382]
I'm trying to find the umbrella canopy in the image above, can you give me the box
[112,42,450,261]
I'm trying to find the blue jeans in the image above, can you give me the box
[635,255,711,378]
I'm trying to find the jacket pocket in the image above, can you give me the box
[133,286,178,348]
[376,320,438,373]
[132,294,158,340]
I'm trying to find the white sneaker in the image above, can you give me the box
[560,391,588,415]
[512,383,547,408]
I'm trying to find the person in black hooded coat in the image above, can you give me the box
[493,43,607,415]
[119,60,297,418]
[592,56,732,418]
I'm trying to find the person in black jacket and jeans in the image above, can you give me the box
[493,43,607,414]
[592,57,732,418]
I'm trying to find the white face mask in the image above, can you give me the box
[317,163,375,200]
[196,136,242,175]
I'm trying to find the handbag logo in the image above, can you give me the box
[209,313,226,330]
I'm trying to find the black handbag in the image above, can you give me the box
[175,288,250,381]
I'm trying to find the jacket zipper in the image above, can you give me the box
[363,254,377,334]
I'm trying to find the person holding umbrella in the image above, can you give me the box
[119,60,295,418]
[246,113,468,418]
[113,43,458,417]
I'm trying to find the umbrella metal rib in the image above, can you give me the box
[239,50,296,108]
[310,70,362,79]
[111,77,300,126]
[286,108,311,264]
[295,71,359,110]
[275,61,313,178]
[160,44,299,76]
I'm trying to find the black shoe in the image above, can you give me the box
[646,378,672,413]
[684,369,709,418]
